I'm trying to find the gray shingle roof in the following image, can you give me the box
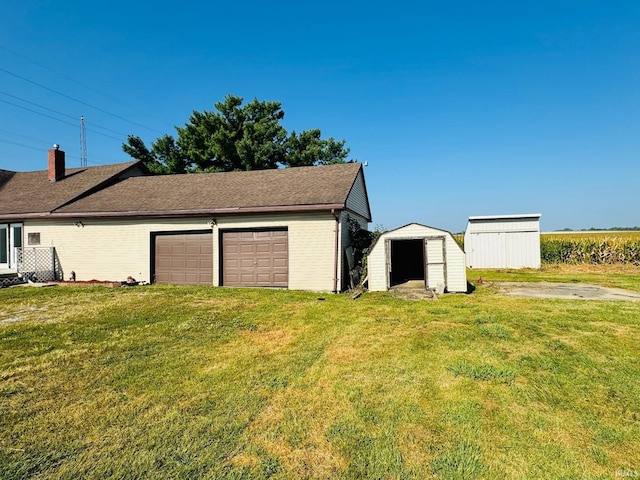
[1,161,366,219]
[56,163,364,216]
[0,162,141,218]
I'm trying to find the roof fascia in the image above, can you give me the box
[11,202,346,220]
[468,214,541,221]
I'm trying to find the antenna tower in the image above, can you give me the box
[80,116,87,167]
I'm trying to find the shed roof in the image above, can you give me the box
[468,213,541,221]
[369,223,456,250]
[379,222,453,235]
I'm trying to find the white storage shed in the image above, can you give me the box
[464,214,541,269]
[367,223,468,293]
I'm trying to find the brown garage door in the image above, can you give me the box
[222,230,288,287]
[155,232,213,285]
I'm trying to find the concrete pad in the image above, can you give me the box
[495,282,640,302]
[391,280,438,300]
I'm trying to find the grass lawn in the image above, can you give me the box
[469,264,640,292]
[1,268,639,479]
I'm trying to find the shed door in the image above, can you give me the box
[155,232,213,285]
[222,230,288,287]
[425,236,446,290]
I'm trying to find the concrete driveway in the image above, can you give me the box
[494,282,640,302]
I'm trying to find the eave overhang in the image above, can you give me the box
[0,202,347,221]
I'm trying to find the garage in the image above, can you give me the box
[154,231,213,285]
[222,229,288,287]
[367,223,468,293]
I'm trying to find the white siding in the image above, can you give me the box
[367,239,388,292]
[465,214,541,269]
[466,218,539,234]
[213,213,340,291]
[505,231,540,268]
[367,223,467,293]
[25,218,209,283]
[25,212,343,291]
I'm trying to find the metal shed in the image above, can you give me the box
[464,214,541,269]
[367,223,468,293]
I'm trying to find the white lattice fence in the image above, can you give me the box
[17,247,60,282]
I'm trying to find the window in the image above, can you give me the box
[13,226,22,248]
[28,233,41,245]
[0,226,6,264]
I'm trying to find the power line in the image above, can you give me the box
[0,46,111,97]
[0,48,157,168]
[0,45,149,117]
[0,66,164,134]
[0,90,129,137]
[0,90,77,121]
[0,137,44,152]
[0,106,131,165]
[0,135,129,167]
[1,97,78,127]
[0,98,124,142]
[0,128,50,146]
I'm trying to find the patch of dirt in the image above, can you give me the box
[0,306,51,325]
[393,289,438,301]
[494,282,640,302]
[46,280,123,287]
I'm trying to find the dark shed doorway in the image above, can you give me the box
[389,239,425,287]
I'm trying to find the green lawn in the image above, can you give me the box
[469,265,640,292]
[1,270,639,479]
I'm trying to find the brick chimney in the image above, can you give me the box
[48,144,65,182]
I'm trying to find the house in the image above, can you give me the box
[0,147,371,291]
[464,214,541,269]
[367,223,467,293]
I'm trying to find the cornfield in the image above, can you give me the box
[541,232,640,265]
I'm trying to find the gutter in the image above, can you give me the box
[0,203,347,221]
[331,208,340,293]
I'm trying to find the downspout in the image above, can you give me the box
[331,209,340,293]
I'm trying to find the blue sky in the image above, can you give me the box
[1,1,638,232]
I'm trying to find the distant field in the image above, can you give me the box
[541,232,640,265]
[542,231,640,241]
[455,231,640,243]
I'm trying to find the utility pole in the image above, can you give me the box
[80,116,87,167]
